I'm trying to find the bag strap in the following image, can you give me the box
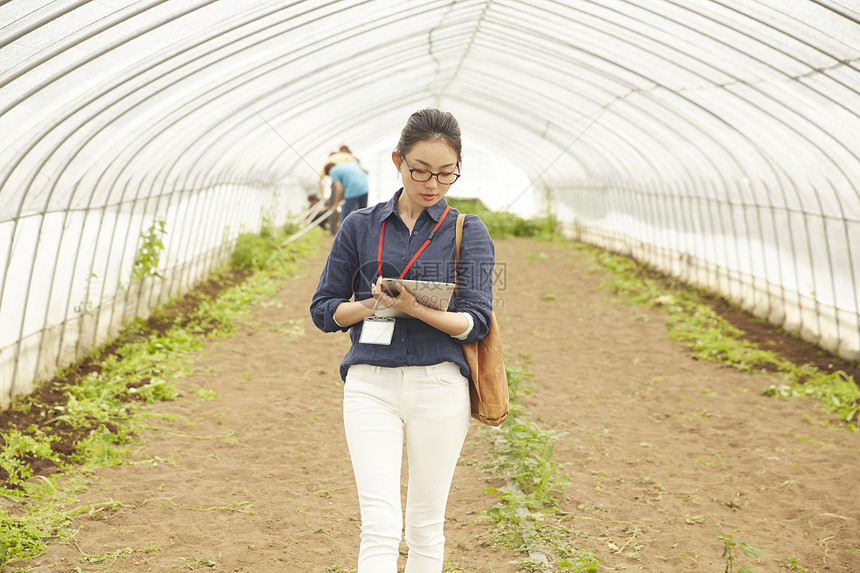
[454,214,466,297]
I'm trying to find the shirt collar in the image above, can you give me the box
[425,195,450,222]
[376,190,399,223]
[375,189,450,224]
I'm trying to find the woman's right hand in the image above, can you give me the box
[371,277,420,315]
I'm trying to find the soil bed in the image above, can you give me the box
[6,236,860,572]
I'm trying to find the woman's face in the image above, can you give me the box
[393,139,460,210]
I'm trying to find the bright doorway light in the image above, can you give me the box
[356,139,536,218]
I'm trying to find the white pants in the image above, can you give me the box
[344,362,471,573]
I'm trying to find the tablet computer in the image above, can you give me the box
[375,278,456,318]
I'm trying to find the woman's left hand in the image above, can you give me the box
[371,277,422,316]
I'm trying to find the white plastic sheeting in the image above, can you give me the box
[1,0,859,408]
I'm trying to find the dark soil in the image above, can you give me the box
[701,292,860,380]
[0,267,252,488]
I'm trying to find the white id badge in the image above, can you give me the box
[359,316,395,345]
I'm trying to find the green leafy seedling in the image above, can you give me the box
[720,534,764,573]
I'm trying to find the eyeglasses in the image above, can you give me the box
[400,155,460,185]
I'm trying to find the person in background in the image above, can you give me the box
[310,109,496,573]
[325,157,369,227]
[319,145,368,234]
[318,147,356,193]
[338,145,368,173]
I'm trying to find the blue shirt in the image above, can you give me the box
[310,190,496,381]
[329,161,369,199]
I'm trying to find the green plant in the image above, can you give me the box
[447,199,557,240]
[0,228,320,566]
[69,425,133,468]
[764,369,860,426]
[80,546,133,564]
[479,366,601,572]
[195,387,219,400]
[177,553,220,569]
[0,429,62,486]
[232,232,274,270]
[491,421,569,501]
[720,534,764,573]
[0,497,117,565]
[232,219,301,270]
[582,244,860,429]
[133,220,167,280]
[779,556,807,571]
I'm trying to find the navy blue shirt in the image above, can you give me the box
[310,189,496,381]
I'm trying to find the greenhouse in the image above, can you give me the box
[1,1,859,572]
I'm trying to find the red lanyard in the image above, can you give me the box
[377,205,451,279]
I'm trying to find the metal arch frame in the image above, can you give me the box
[447,72,750,295]
[448,41,723,177]
[496,0,859,336]
[0,0,226,379]
[806,0,860,25]
[13,0,852,208]
[446,46,713,178]
[0,0,209,111]
[722,0,860,67]
[101,24,480,197]
[706,87,856,334]
[0,0,348,203]
[0,0,389,215]
[624,0,860,338]
[63,36,433,362]
[448,84,687,187]
[0,1,234,391]
[59,60,449,361]
[501,0,860,175]
[487,0,860,211]
[40,0,764,194]
[0,35,788,366]
[469,7,769,183]
[75,0,483,186]
[462,10,769,288]
[656,0,860,193]
[1,0,852,206]
[0,0,744,362]
[0,1,92,47]
[450,54,719,179]
[1,0,440,390]
[485,0,822,328]
[624,1,860,326]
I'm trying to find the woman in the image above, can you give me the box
[310,108,496,573]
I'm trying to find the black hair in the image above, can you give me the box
[395,108,462,168]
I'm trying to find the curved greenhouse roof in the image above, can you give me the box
[1,0,859,407]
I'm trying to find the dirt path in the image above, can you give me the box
[10,236,860,573]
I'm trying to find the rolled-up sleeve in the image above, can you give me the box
[310,226,357,333]
[451,215,495,345]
